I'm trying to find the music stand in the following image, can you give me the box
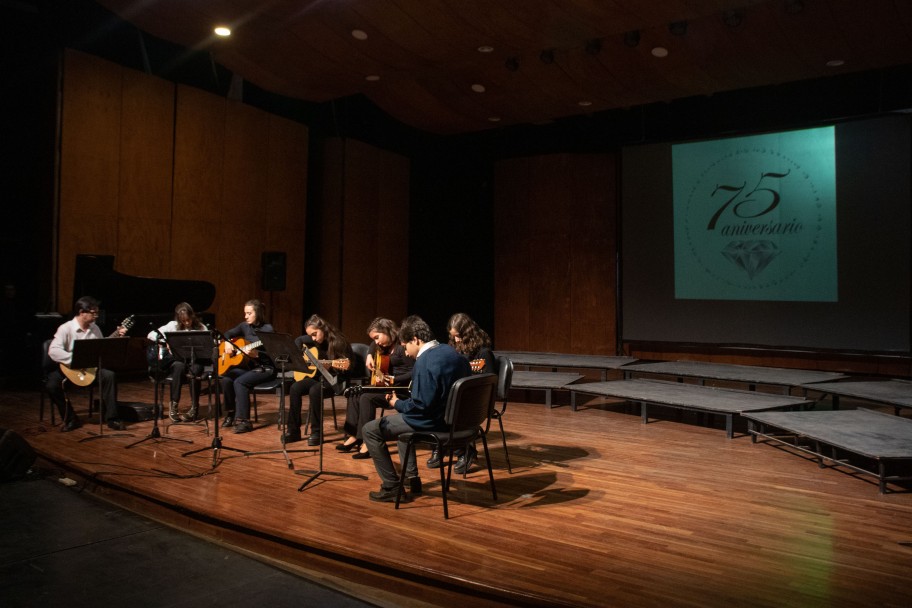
[182,329,247,467]
[72,337,134,442]
[164,330,213,434]
[245,331,319,469]
[294,341,367,490]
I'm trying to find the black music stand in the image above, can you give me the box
[245,331,318,469]
[163,330,213,435]
[73,337,134,442]
[181,329,246,467]
[294,343,367,491]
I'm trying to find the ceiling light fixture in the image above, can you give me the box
[214,26,231,37]
[365,75,380,81]
[488,116,501,122]
[471,83,486,93]
[651,47,669,58]
[623,30,640,48]
[826,59,845,67]
[477,45,494,53]
[351,29,368,40]
[669,21,688,36]
[578,100,593,107]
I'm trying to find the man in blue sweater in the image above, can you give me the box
[363,315,471,502]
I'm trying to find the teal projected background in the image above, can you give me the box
[672,127,837,301]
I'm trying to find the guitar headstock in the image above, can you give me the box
[120,315,135,333]
[470,358,485,373]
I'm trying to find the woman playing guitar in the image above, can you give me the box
[340,317,414,459]
[283,314,353,446]
[217,299,275,434]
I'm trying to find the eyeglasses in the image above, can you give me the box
[84,309,99,316]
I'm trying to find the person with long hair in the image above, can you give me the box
[218,299,275,434]
[440,312,496,473]
[362,315,471,503]
[340,317,414,459]
[147,302,207,422]
[284,314,353,446]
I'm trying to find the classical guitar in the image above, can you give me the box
[293,346,351,381]
[59,315,135,387]
[217,338,263,375]
[470,358,485,373]
[371,351,390,386]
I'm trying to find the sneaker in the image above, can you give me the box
[233,419,253,434]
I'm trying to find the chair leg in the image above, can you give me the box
[497,414,512,474]
[394,442,413,510]
[480,433,497,501]
[330,395,338,430]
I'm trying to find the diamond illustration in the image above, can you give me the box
[721,240,780,280]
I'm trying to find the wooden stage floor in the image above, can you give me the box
[3,379,912,607]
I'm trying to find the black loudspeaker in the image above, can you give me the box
[0,427,36,482]
[261,252,286,291]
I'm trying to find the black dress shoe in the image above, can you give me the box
[336,439,362,453]
[454,445,477,475]
[106,419,126,431]
[351,450,371,460]
[233,419,253,434]
[221,415,235,428]
[61,416,82,432]
[369,487,410,503]
[307,433,321,446]
[283,431,302,444]
[426,448,441,469]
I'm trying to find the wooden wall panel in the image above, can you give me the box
[263,114,308,335]
[494,152,619,354]
[172,85,226,323]
[315,137,409,343]
[58,51,123,310]
[116,70,174,279]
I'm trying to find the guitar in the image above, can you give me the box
[293,346,351,381]
[371,351,390,386]
[217,338,263,375]
[59,315,135,387]
[470,358,485,373]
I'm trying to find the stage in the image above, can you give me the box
[2,378,911,607]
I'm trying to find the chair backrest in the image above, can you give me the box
[41,339,55,376]
[445,373,497,432]
[350,342,370,383]
[495,356,513,400]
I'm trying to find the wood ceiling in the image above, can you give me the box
[94,0,912,135]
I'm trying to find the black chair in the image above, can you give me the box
[153,364,213,429]
[487,355,514,473]
[395,373,498,519]
[349,343,370,386]
[40,338,94,425]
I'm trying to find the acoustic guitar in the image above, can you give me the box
[59,315,135,387]
[217,338,263,375]
[293,346,351,382]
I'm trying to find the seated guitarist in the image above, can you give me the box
[46,296,128,432]
[284,314,353,446]
[218,299,275,434]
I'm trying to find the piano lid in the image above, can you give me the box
[73,254,216,316]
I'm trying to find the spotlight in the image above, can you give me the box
[669,20,688,36]
[722,10,743,27]
[539,49,555,64]
[505,57,520,72]
[623,30,640,48]
[584,38,602,55]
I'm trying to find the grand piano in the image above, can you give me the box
[72,254,216,372]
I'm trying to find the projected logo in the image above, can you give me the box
[673,127,837,302]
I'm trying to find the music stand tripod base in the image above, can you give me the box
[69,337,135,443]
